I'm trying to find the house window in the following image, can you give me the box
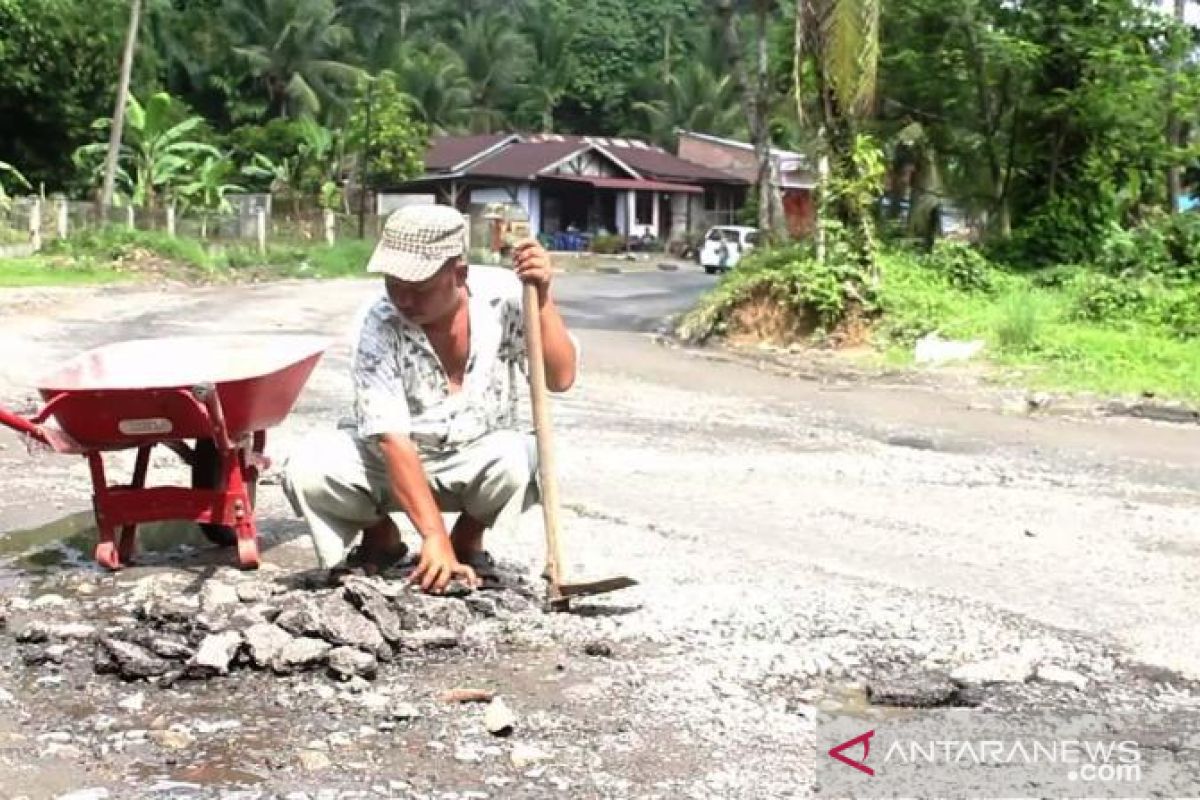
[635,192,653,225]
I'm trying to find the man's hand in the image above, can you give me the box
[513,239,553,301]
[410,532,479,594]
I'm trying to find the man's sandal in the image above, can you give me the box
[458,550,505,591]
[327,541,410,586]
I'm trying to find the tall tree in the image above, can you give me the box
[719,0,787,241]
[449,12,528,133]
[795,0,882,268]
[630,28,746,146]
[225,0,365,118]
[101,0,143,209]
[515,0,576,132]
[1167,0,1187,213]
[393,44,474,135]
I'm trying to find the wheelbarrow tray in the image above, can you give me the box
[0,334,328,572]
[32,335,327,452]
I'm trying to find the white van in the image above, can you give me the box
[699,225,759,273]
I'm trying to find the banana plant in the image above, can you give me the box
[75,92,219,210]
[180,153,245,237]
[0,161,31,213]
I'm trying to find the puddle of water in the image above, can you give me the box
[0,511,215,571]
[819,684,919,721]
[165,763,266,786]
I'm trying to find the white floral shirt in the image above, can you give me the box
[349,266,557,455]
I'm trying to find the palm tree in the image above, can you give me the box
[225,0,365,118]
[717,0,788,241]
[515,0,575,132]
[336,0,410,70]
[76,93,219,211]
[794,0,881,267]
[393,44,474,135]
[631,30,746,147]
[449,12,528,133]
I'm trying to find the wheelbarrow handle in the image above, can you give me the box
[0,403,49,446]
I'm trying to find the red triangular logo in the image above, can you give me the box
[828,729,875,776]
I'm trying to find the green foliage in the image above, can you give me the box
[923,241,995,293]
[73,92,219,209]
[0,0,142,191]
[1064,271,1200,340]
[867,251,1200,399]
[0,255,135,287]
[677,240,877,342]
[44,227,213,269]
[347,72,428,186]
[0,161,31,210]
[180,153,244,215]
[992,291,1046,353]
[32,225,373,280]
[226,119,310,179]
[224,0,364,118]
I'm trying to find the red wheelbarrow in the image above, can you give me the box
[0,335,327,571]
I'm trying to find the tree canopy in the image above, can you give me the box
[0,0,1197,265]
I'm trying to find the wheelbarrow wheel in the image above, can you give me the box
[191,437,257,548]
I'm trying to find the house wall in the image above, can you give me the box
[671,193,689,240]
[518,185,541,234]
[469,184,541,234]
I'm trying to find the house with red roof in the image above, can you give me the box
[380,133,749,248]
[676,130,819,237]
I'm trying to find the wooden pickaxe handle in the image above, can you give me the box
[522,282,567,601]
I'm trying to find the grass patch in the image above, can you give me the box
[0,227,376,287]
[876,250,1200,401]
[0,255,134,287]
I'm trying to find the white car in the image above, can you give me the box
[699,225,759,273]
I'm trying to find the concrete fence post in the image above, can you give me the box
[29,199,42,252]
[56,198,68,240]
[166,204,176,238]
[256,208,267,255]
[126,205,135,230]
[324,209,336,246]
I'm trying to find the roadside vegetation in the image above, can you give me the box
[681,223,1200,401]
[0,228,372,286]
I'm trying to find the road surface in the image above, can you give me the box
[0,266,1197,798]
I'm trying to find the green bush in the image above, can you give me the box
[923,240,996,293]
[590,234,625,255]
[677,239,875,342]
[1065,272,1150,323]
[45,227,213,270]
[1094,221,1173,278]
[1159,213,1200,282]
[1064,271,1199,339]
[874,250,958,344]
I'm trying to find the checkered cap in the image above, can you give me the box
[366,204,467,282]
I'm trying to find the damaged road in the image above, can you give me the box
[1,270,1199,798]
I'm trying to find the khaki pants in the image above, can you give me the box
[282,428,539,570]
